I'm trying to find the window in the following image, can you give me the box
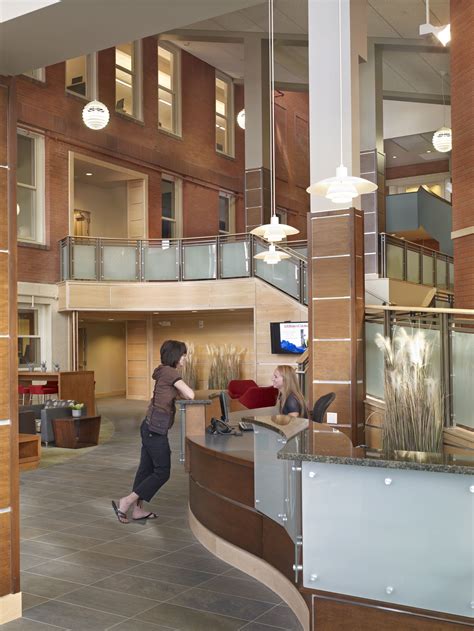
[158,43,180,134]
[219,193,235,234]
[17,129,45,243]
[115,41,141,118]
[161,178,181,238]
[276,207,288,225]
[18,309,41,367]
[23,68,45,82]
[215,73,234,156]
[66,55,97,98]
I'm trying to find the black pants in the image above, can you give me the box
[133,419,171,503]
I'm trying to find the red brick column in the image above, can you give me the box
[450,0,474,307]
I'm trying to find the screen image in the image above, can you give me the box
[270,321,308,354]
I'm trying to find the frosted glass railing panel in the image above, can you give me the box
[436,258,447,289]
[61,245,69,280]
[220,241,249,278]
[406,250,420,283]
[183,244,216,280]
[386,243,403,280]
[102,245,137,281]
[422,254,434,285]
[393,325,440,383]
[72,244,97,280]
[254,244,299,299]
[143,245,179,281]
[254,426,288,527]
[302,462,474,617]
[452,331,474,429]
[365,322,384,399]
[449,262,454,291]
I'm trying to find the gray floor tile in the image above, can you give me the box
[21,554,50,570]
[20,527,52,541]
[26,559,115,585]
[23,600,126,630]
[93,573,188,602]
[116,533,188,552]
[136,602,244,631]
[155,550,231,574]
[0,619,67,630]
[239,623,285,631]
[253,604,302,630]
[167,586,273,622]
[21,573,82,598]
[56,585,157,617]
[21,593,49,610]
[88,541,168,562]
[199,575,281,605]
[34,532,104,550]
[60,524,127,541]
[21,541,78,560]
[20,517,74,532]
[58,550,142,572]
[125,561,216,587]
[107,620,176,631]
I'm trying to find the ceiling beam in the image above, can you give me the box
[162,29,307,45]
[383,90,451,105]
[370,37,449,54]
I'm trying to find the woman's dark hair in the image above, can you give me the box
[160,340,187,368]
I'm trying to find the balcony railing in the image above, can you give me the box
[365,306,474,430]
[380,233,454,291]
[60,233,308,306]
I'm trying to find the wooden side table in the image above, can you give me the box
[52,415,101,449]
[19,434,41,470]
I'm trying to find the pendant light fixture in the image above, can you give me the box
[419,0,451,47]
[432,71,452,153]
[82,100,110,130]
[251,0,299,263]
[306,0,377,205]
[236,109,246,129]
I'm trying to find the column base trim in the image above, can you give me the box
[0,592,22,624]
[188,506,309,631]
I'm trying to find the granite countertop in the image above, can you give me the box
[176,399,211,405]
[278,430,474,475]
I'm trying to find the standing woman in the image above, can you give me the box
[113,340,194,523]
[271,365,308,418]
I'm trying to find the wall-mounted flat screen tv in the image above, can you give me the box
[270,321,308,354]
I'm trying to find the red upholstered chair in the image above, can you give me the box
[29,383,59,403]
[18,385,30,405]
[227,379,258,399]
[238,386,279,409]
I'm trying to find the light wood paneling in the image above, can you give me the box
[0,339,9,419]
[0,513,11,596]
[0,426,10,507]
[127,320,149,400]
[313,341,351,382]
[311,216,350,257]
[312,299,351,339]
[0,255,7,335]
[312,258,351,297]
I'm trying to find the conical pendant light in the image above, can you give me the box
[306,0,377,205]
[251,0,299,259]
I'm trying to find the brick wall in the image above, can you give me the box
[15,39,254,282]
[451,0,474,307]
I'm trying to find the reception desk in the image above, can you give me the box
[185,411,474,631]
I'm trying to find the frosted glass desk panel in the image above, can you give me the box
[254,426,287,526]
[302,462,474,617]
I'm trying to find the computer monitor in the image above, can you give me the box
[219,391,230,423]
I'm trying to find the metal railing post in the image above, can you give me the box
[97,238,102,281]
[440,313,453,427]
[403,240,408,282]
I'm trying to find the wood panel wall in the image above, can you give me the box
[0,77,21,622]
[309,208,365,446]
[126,320,150,400]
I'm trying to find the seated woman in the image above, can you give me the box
[271,365,308,418]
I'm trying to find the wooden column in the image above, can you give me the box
[0,77,21,623]
[308,208,365,447]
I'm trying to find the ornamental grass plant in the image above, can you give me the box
[375,328,443,453]
[182,342,198,389]
[206,344,246,390]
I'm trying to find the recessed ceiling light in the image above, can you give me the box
[85,172,93,176]
[392,156,397,159]
[426,150,431,153]
[108,318,114,321]
[153,312,159,314]
[192,310,197,313]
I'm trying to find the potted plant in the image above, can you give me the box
[70,403,84,418]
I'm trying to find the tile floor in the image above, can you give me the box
[4,398,302,631]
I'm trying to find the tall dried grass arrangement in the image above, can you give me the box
[206,344,246,390]
[182,342,198,390]
[375,328,443,453]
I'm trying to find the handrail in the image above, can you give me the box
[59,233,308,306]
[380,232,453,259]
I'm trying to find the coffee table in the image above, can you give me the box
[51,415,101,449]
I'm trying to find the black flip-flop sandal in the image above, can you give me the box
[112,500,129,524]
[132,512,158,521]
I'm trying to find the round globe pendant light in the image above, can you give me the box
[82,100,110,130]
[236,109,246,129]
[432,126,452,153]
[432,72,452,153]
[306,0,377,205]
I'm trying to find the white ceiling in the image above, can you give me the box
[385,132,449,168]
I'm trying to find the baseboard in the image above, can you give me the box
[188,507,310,631]
[95,391,126,399]
[0,592,22,624]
